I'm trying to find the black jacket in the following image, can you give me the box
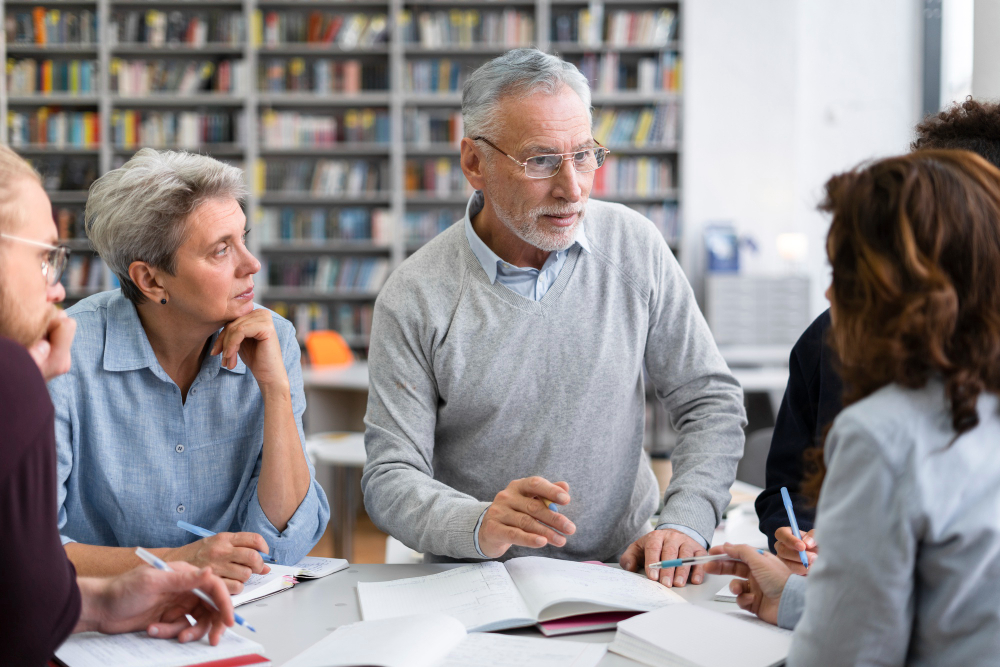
[754,310,843,551]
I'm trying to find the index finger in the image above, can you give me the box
[774,527,806,552]
[516,477,570,505]
[230,532,270,553]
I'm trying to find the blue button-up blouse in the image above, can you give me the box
[48,290,330,565]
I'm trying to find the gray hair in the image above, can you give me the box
[462,48,592,142]
[85,148,248,304]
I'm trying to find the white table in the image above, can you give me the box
[231,564,744,666]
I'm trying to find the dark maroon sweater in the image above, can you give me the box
[0,336,81,666]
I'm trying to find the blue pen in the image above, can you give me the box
[177,520,276,564]
[780,486,810,569]
[648,549,766,570]
[135,547,256,633]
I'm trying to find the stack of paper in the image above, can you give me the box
[54,629,268,667]
[608,604,791,667]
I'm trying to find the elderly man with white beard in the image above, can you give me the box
[361,49,746,588]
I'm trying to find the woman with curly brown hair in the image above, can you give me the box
[709,149,1000,666]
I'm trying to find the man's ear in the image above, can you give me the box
[128,261,167,303]
[460,137,487,191]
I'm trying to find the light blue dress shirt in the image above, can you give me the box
[48,290,330,565]
[462,191,708,557]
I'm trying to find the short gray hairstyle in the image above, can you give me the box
[85,148,248,304]
[462,48,592,142]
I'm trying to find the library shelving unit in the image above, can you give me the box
[2,0,682,355]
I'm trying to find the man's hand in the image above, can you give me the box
[620,529,708,587]
[75,562,234,645]
[478,477,576,559]
[210,309,287,392]
[704,543,791,626]
[163,532,271,594]
[774,527,817,574]
[27,309,76,381]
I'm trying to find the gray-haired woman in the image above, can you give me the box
[48,149,330,593]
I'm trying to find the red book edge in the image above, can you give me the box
[51,653,269,667]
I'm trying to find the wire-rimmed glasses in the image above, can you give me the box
[474,137,610,179]
[0,233,71,286]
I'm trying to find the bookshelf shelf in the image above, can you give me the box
[2,0,683,354]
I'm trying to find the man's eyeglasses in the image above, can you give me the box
[474,137,610,179]
[0,233,71,286]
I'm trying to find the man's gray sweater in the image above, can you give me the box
[361,199,746,562]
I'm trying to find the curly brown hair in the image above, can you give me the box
[802,149,1000,500]
[912,98,1000,169]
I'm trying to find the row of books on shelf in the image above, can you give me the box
[552,9,677,47]
[8,108,100,149]
[111,58,247,95]
[111,110,245,150]
[405,59,467,94]
[259,59,386,94]
[256,11,387,48]
[260,109,389,148]
[30,155,98,191]
[109,10,245,47]
[258,207,392,244]
[405,159,472,197]
[256,159,386,196]
[404,108,463,146]
[400,9,534,49]
[266,256,390,293]
[62,255,114,293]
[5,8,97,46]
[593,105,680,147]
[267,301,373,346]
[405,207,461,246]
[592,157,674,196]
[54,206,86,240]
[7,59,97,95]
[572,52,681,94]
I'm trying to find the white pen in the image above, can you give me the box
[135,547,256,632]
[648,550,767,570]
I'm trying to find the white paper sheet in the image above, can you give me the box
[504,557,686,620]
[437,633,607,667]
[294,556,349,578]
[54,629,263,667]
[284,614,466,667]
[357,562,535,631]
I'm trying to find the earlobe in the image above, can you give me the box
[460,137,486,191]
[128,260,167,304]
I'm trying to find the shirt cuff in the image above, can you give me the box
[777,573,808,630]
[472,507,489,559]
[245,481,326,565]
[59,534,77,546]
[654,523,710,549]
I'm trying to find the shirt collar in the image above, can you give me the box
[462,191,591,284]
[103,291,247,375]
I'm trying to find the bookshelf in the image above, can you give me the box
[2,0,682,355]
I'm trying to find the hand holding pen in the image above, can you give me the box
[776,487,816,574]
[704,543,792,627]
[160,523,272,594]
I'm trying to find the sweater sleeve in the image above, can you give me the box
[785,413,917,666]
[643,238,747,544]
[361,279,491,561]
[0,338,81,665]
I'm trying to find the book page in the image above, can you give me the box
[284,614,466,667]
[294,556,349,578]
[55,629,262,667]
[357,562,535,632]
[437,634,607,667]
[504,557,686,621]
[231,564,297,606]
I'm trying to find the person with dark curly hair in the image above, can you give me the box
[711,149,1000,665]
[756,98,1000,570]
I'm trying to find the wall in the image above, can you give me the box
[682,0,924,318]
[972,0,1000,99]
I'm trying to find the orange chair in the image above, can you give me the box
[305,330,354,366]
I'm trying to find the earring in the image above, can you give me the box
[160,298,167,305]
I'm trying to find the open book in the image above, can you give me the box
[357,556,685,632]
[283,613,606,667]
[54,629,267,667]
[608,604,792,667]
[232,557,349,606]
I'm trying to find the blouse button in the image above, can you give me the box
[177,504,186,513]
[175,444,184,453]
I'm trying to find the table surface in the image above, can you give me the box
[230,564,741,666]
[302,362,370,390]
